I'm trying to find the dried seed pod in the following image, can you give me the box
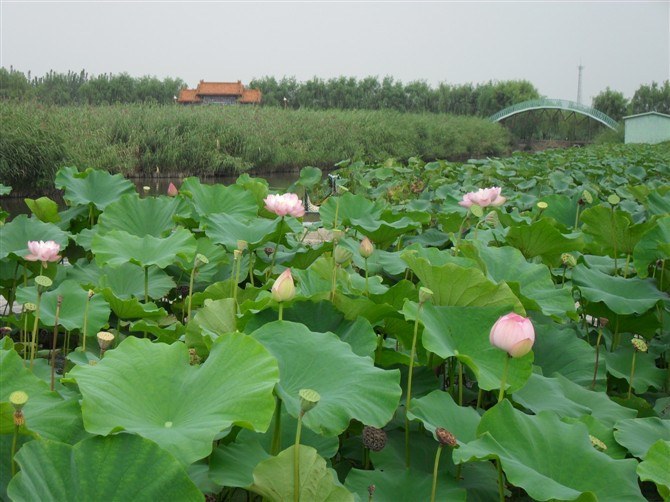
[362,426,387,452]
[435,427,458,448]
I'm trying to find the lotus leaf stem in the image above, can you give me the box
[628,350,638,399]
[29,291,43,369]
[591,324,604,390]
[497,355,510,403]
[187,260,197,323]
[278,303,284,321]
[11,423,19,477]
[330,261,338,302]
[81,293,91,352]
[405,300,424,468]
[458,361,464,406]
[294,410,304,502]
[496,459,505,502]
[430,444,444,502]
[50,296,62,392]
[364,257,369,296]
[476,388,483,409]
[270,396,282,455]
[268,216,285,279]
[453,214,469,257]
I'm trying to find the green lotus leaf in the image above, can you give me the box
[514,373,636,428]
[235,173,270,206]
[251,321,402,436]
[15,280,110,337]
[572,264,666,315]
[319,192,386,228]
[537,194,578,228]
[581,205,655,256]
[202,213,283,249]
[24,196,60,223]
[531,319,606,388]
[454,400,645,501]
[613,418,670,459]
[68,334,279,464]
[644,189,670,216]
[0,183,11,196]
[55,166,135,210]
[129,318,185,344]
[243,300,377,358]
[0,214,69,260]
[0,349,85,443]
[99,263,175,299]
[472,243,575,317]
[633,217,670,278]
[408,390,481,443]
[7,435,202,502]
[350,215,421,247]
[505,219,584,264]
[402,252,524,312]
[172,235,231,284]
[181,176,258,218]
[250,445,353,501]
[295,166,323,189]
[369,279,418,309]
[636,440,670,500]
[185,298,237,355]
[404,303,533,393]
[346,466,466,502]
[100,287,167,320]
[561,415,629,459]
[92,228,197,268]
[605,344,666,394]
[209,440,272,488]
[97,193,189,237]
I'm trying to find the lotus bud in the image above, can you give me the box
[359,237,374,258]
[589,435,607,451]
[167,182,178,197]
[419,287,434,306]
[435,427,458,448]
[9,391,28,412]
[334,245,353,265]
[237,240,248,252]
[582,190,593,204]
[299,388,320,414]
[631,335,648,353]
[271,268,295,303]
[362,426,387,452]
[96,331,115,351]
[143,186,151,193]
[536,201,548,210]
[561,253,577,268]
[489,312,535,358]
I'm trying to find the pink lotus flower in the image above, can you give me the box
[458,187,506,208]
[271,268,296,302]
[25,240,62,267]
[490,312,535,358]
[264,193,305,218]
[167,182,178,197]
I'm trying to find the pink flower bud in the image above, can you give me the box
[458,187,506,209]
[264,193,305,218]
[25,240,62,267]
[271,268,295,303]
[167,182,178,197]
[489,312,535,358]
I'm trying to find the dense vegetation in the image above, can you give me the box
[0,144,668,501]
[0,102,510,187]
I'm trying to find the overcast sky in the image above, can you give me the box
[1,1,668,103]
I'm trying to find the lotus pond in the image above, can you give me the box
[0,143,669,501]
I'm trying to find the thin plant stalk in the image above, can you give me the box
[476,388,483,409]
[623,254,631,278]
[21,306,28,361]
[29,291,43,369]
[430,444,444,502]
[363,447,370,470]
[496,460,505,502]
[333,197,340,230]
[574,203,581,229]
[11,423,19,477]
[591,324,604,390]
[453,214,469,257]
[458,362,464,406]
[248,252,255,287]
[81,293,91,352]
[405,301,424,468]
[330,262,338,302]
[628,350,638,399]
[611,207,618,274]
[497,355,510,403]
[364,257,369,296]
[278,303,284,321]
[187,260,197,322]
[294,410,305,502]
[143,265,150,338]
[268,216,285,278]
[270,396,282,455]
[50,296,63,392]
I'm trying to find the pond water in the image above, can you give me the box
[1,171,301,219]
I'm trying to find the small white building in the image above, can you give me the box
[623,111,670,144]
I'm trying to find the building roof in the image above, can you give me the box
[196,80,244,96]
[623,111,670,121]
[239,88,262,104]
[176,88,201,103]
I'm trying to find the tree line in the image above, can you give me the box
[0,67,667,120]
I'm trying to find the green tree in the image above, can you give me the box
[629,81,670,114]
[592,87,629,121]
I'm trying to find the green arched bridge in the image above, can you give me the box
[490,99,619,130]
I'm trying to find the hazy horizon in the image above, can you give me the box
[1,1,668,103]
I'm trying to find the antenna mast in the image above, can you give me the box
[577,63,584,104]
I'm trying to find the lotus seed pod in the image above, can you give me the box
[419,287,434,305]
[9,391,28,411]
[195,253,209,265]
[35,275,52,288]
[536,201,548,210]
[96,331,115,350]
[368,485,376,497]
[334,245,353,265]
[359,237,374,258]
[362,426,387,452]
[561,253,577,267]
[435,427,458,448]
[24,302,36,311]
[589,435,607,451]
[582,190,593,204]
[607,194,620,205]
[143,186,151,193]
[299,388,321,413]
[631,336,648,353]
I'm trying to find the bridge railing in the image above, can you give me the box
[489,99,618,130]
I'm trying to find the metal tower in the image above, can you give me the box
[577,63,584,104]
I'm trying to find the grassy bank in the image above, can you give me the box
[0,102,510,186]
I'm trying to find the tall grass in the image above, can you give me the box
[0,102,510,185]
